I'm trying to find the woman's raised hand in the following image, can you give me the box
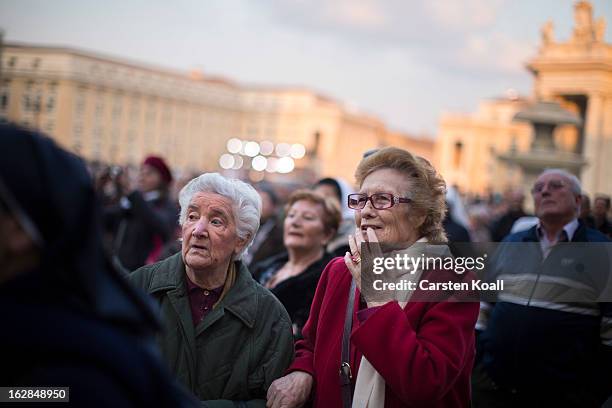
[344,227,381,292]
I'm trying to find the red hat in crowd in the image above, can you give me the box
[143,155,173,184]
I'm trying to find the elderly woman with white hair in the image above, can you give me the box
[129,173,294,406]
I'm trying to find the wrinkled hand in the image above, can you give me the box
[266,371,313,408]
[344,227,382,293]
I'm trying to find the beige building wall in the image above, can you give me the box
[0,44,242,174]
[236,87,428,184]
[435,98,532,195]
[383,131,435,164]
[0,43,428,184]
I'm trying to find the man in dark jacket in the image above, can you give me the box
[474,169,612,408]
[0,125,197,407]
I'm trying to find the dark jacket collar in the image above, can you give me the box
[148,253,257,328]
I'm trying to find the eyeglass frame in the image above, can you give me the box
[531,179,567,195]
[347,192,412,210]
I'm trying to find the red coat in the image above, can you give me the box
[288,258,479,407]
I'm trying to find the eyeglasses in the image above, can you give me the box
[531,180,566,194]
[347,193,411,210]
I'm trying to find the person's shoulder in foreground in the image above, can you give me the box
[0,124,197,407]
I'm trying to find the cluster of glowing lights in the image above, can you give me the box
[219,139,304,173]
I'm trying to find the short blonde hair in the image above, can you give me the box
[355,147,447,243]
[285,189,341,236]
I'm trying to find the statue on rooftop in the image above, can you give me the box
[541,20,555,45]
[571,1,595,44]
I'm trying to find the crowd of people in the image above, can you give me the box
[2,122,612,407]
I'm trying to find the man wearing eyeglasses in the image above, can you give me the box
[473,169,612,407]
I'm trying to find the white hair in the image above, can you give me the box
[178,173,262,260]
[537,168,581,195]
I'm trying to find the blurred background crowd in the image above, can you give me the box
[89,156,612,276]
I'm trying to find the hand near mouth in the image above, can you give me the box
[344,227,382,294]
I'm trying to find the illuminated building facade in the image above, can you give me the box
[0,43,432,184]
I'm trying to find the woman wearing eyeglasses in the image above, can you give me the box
[267,147,479,408]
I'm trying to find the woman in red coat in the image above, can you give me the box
[267,147,479,408]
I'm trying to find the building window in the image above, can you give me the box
[32,58,41,69]
[22,94,31,111]
[453,141,463,169]
[8,57,17,68]
[46,96,55,112]
[0,93,8,110]
[75,98,85,115]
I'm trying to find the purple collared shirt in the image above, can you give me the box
[186,276,224,326]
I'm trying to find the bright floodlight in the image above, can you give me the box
[259,140,274,156]
[219,153,235,169]
[290,143,306,159]
[275,142,291,157]
[227,138,242,154]
[276,157,295,173]
[244,141,260,157]
[251,155,267,171]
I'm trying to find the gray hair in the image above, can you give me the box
[178,173,262,260]
[537,168,581,195]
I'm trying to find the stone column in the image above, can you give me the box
[581,92,604,193]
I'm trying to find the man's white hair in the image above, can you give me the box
[178,173,262,260]
[537,168,582,195]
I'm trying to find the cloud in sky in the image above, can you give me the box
[425,0,503,31]
[256,0,538,81]
[0,0,610,134]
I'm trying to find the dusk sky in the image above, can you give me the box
[1,0,610,135]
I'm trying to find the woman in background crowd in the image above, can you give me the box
[103,155,178,271]
[252,189,340,338]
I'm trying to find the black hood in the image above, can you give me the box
[0,124,159,332]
